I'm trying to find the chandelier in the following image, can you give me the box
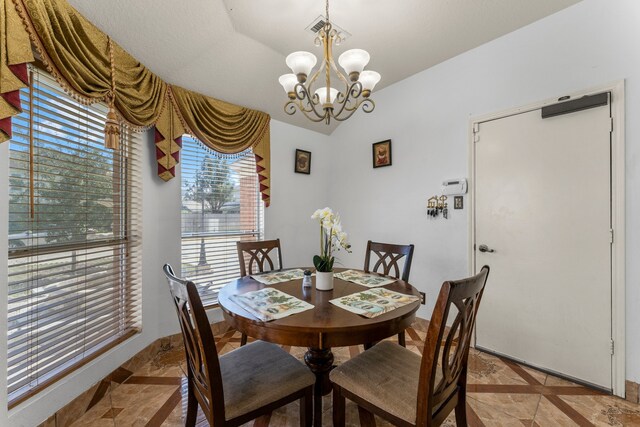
[278,0,381,125]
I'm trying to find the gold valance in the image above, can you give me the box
[1,0,271,206]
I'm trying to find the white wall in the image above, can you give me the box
[329,0,640,382]
[265,120,332,266]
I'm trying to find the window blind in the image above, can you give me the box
[7,68,142,405]
[180,136,264,305]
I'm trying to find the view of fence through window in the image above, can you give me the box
[7,68,141,404]
[180,136,264,305]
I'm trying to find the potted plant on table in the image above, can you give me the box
[311,207,351,291]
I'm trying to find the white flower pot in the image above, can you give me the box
[316,271,334,291]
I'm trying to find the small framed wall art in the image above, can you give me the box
[295,149,311,174]
[372,139,392,168]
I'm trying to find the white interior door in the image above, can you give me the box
[474,100,612,389]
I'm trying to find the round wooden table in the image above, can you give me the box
[218,268,421,427]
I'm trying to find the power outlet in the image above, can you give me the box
[419,291,426,305]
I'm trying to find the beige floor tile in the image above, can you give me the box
[110,383,178,426]
[69,385,115,427]
[470,391,541,420]
[559,394,640,426]
[468,395,530,426]
[468,351,530,386]
[532,396,576,426]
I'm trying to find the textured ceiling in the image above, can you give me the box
[67,0,581,135]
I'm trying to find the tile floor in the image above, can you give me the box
[70,321,640,426]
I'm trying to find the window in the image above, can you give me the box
[180,136,264,305]
[7,68,141,405]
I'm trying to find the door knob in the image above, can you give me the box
[478,244,495,253]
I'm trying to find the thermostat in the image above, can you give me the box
[441,178,467,196]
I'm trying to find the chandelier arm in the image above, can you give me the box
[331,98,375,122]
[294,83,326,117]
[345,82,365,110]
[330,106,360,122]
[333,81,363,117]
[346,95,374,113]
[298,100,317,114]
[284,100,327,122]
[306,62,324,89]
[360,98,376,113]
[284,100,299,116]
[333,74,362,107]
[328,55,349,87]
[323,27,332,106]
[300,108,328,123]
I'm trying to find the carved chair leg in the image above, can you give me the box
[240,333,248,346]
[301,387,313,427]
[357,406,376,427]
[398,331,406,347]
[332,384,346,427]
[454,386,468,426]
[185,376,198,427]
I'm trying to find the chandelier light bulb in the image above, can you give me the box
[358,70,381,97]
[315,87,339,106]
[338,49,370,81]
[286,51,317,82]
[278,74,299,99]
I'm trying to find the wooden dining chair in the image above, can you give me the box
[364,240,415,346]
[237,238,283,277]
[236,238,283,345]
[331,266,490,427]
[163,264,314,427]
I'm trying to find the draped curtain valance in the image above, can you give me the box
[0,0,271,206]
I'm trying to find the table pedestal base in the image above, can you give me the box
[304,347,334,427]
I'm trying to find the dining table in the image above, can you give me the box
[218,267,421,427]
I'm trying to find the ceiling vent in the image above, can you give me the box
[306,16,326,33]
[305,15,351,41]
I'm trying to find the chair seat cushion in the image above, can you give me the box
[220,340,315,421]
[330,340,439,425]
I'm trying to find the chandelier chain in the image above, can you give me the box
[325,0,329,22]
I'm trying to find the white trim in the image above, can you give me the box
[610,81,626,398]
[468,81,626,397]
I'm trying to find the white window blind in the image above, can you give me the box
[180,136,264,305]
[7,68,142,405]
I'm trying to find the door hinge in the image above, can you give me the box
[610,339,615,355]
[473,123,480,143]
[610,229,614,244]
[610,117,614,133]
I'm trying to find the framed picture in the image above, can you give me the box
[295,149,311,174]
[372,139,392,168]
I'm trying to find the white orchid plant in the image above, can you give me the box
[311,207,352,272]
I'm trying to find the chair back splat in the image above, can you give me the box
[237,238,283,277]
[364,240,415,282]
[163,264,225,425]
[417,265,490,426]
